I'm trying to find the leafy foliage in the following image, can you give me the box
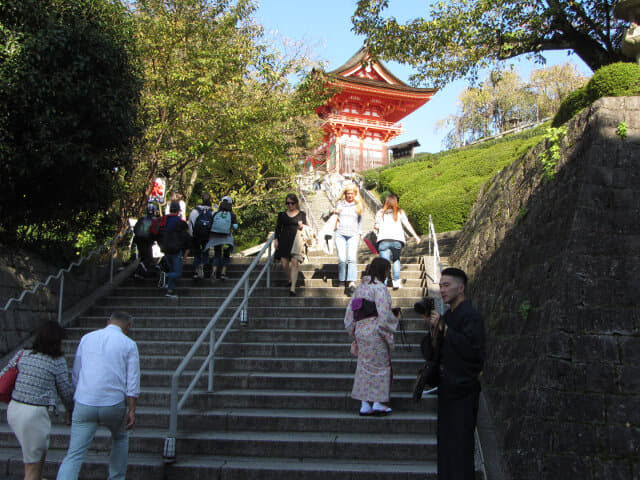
[0,0,141,246]
[124,0,328,247]
[540,126,568,179]
[551,86,592,127]
[438,65,587,148]
[352,0,628,88]
[367,125,548,232]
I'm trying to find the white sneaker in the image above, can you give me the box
[392,279,402,290]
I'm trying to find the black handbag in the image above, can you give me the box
[412,329,442,402]
[351,297,378,321]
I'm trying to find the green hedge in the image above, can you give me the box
[370,128,547,233]
[553,62,640,126]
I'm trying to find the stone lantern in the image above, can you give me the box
[614,0,640,63]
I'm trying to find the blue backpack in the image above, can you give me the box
[211,210,232,234]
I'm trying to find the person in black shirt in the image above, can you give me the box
[428,267,485,480]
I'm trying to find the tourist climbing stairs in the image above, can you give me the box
[0,189,459,479]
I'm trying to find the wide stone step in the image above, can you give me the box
[97,340,427,359]
[71,315,430,330]
[86,305,426,318]
[95,295,425,308]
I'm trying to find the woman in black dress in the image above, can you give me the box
[274,193,307,296]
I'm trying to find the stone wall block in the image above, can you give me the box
[552,422,600,456]
[573,362,619,393]
[571,335,619,363]
[545,332,572,360]
[603,424,640,457]
[591,459,633,480]
[619,336,640,363]
[542,455,592,480]
[605,393,640,425]
[539,358,574,390]
[619,366,640,394]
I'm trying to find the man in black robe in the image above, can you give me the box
[429,267,485,480]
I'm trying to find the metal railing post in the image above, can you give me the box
[57,272,64,324]
[208,328,215,391]
[241,276,248,324]
[267,241,272,288]
[109,244,115,284]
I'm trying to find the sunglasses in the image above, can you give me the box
[286,201,296,205]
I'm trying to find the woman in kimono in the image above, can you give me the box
[344,257,400,415]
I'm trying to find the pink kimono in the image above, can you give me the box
[344,276,398,403]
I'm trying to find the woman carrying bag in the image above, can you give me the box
[274,193,307,296]
[1,321,74,480]
[344,258,401,416]
[374,194,421,290]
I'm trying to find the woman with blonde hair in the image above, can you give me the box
[333,183,364,295]
[374,194,421,289]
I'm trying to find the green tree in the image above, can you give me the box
[438,64,587,148]
[125,0,326,246]
[352,0,627,87]
[0,0,141,244]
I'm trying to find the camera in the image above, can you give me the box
[414,297,435,316]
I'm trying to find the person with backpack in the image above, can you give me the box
[205,196,238,281]
[188,193,214,279]
[150,201,189,298]
[133,204,159,279]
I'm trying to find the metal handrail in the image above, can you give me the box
[427,214,442,285]
[164,233,275,458]
[298,188,319,235]
[1,228,133,323]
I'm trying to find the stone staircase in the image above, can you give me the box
[0,191,459,479]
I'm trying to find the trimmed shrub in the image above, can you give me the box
[553,62,640,126]
[587,62,640,99]
[368,128,547,233]
[363,169,380,189]
[552,86,591,127]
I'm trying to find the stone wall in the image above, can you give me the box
[451,97,640,480]
[0,247,118,357]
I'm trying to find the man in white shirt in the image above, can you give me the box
[57,312,140,480]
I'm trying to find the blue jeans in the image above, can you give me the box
[334,232,359,282]
[212,244,232,269]
[378,240,403,281]
[165,252,183,291]
[56,402,128,480]
[192,238,209,268]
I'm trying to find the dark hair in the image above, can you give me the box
[219,200,232,212]
[32,321,65,358]
[363,257,391,284]
[440,267,468,286]
[201,193,211,207]
[110,311,133,326]
[169,201,180,213]
[286,193,299,205]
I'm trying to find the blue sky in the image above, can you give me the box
[256,0,592,153]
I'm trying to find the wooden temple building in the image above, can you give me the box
[306,48,437,173]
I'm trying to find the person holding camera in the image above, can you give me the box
[344,258,401,416]
[426,267,485,480]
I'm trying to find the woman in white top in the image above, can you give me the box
[374,194,421,289]
[333,184,364,295]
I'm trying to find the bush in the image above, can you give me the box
[551,86,591,127]
[553,62,640,126]
[587,62,640,99]
[363,170,380,189]
[371,128,547,233]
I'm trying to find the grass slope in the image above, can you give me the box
[367,124,548,233]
